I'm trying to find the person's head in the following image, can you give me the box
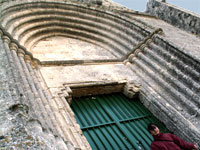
[147,123,160,136]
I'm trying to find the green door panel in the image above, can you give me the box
[71,93,168,150]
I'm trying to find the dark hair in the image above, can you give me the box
[147,123,158,133]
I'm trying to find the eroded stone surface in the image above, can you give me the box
[0,0,200,149]
[132,15,200,62]
[146,0,200,36]
[31,36,116,61]
[40,63,139,88]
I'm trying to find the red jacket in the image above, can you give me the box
[151,133,195,150]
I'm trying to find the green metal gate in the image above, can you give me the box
[71,93,167,150]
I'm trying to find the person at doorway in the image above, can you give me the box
[147,123,198,150]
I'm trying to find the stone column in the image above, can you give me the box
[31,60,73,141]
[32,64,77,149]
[0,30,22,136]
[57,91,92,150]
[2,36,28,107]
[0,30,71,150]
[18,49,56,132]
[8,42,41,121]
[25,55,59,135]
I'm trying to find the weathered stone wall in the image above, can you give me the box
[1,0,200,149]
[0,0,150,59]
[0,1,151,149]
[0,30,66,150]
[146,0,200,36]
[125,32,200,145]
[0,28,91,150]
[0,0,102,5]
[31,36,117,61]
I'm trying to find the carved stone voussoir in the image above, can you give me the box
[146,39,153,45]
[31,59,40,68]
[24,54,32,62]
[128,54,135,61]
[2,36,10,44]
[18,48,26,57]
[140,43,146,49]
[10,42,18,51]
[134,49,141,56]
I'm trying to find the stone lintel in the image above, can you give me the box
[67,81,126,98]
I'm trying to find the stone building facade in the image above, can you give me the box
[0,0,199,149]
